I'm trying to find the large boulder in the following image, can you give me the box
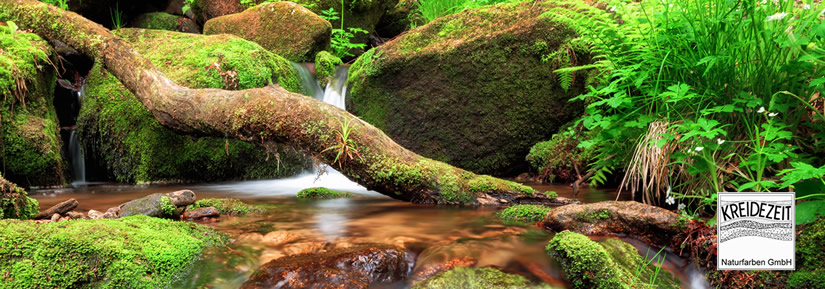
[0,25,66,187]
[0,215,225,288]
[77,29,311,183]
[189,0,245,24]
[241,244,412,288]
[347,2,589,175]
[204,2,332,62]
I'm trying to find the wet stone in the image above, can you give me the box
[182,206,219,220]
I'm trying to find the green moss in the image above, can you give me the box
[0,174,38,220]
[790,217,825,288]
[160,195,175,216]
[314,50,342,87]
[497,204,551,224]
[598,238,680,288]
[545,231,629,289]
[347,2,587,175]
[0,23,65,186]
[412,267,557,289]
[297,187,352,199]
[188,198,262,216]
[0,215,226,288]
[788,271,825,289]
[77,29,310,183]
[544,191,558,198]
[130,12,180,31]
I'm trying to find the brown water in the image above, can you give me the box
[30,174,707,289]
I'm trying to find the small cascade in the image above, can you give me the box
[68,129,86,185]
[322,66,349,110]
[291,62,324,99]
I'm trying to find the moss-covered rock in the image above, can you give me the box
[297,187,352,199]
[546,231,681,289]
[131,12,201,33]
[0,24,66,187]
[315,51,342,87]
[497,204,551,224]
[412,267,557,289]
[0,215,226,288]
[0,173,38,219]
[188,198,262,216]
[788,217,825,288]
[203,2,331,62]
[77,28,310,183]
[347,1,588,175]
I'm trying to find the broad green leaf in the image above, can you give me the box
[796,200,825,225]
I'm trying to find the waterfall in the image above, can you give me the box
[291,62,324,100]
[69,129,86,185]
[322,66,349,110]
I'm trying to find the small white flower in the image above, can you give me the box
[666,195,676,205]
[668,3,673,8]
[803,4,811,10]
[717,138,725,145]
[768,112,779,117]
[760,0,767,4]
[820,8,825,16]
[678,203,686,211]
[609,5,616,12]
[757,106,766,113]
[695,146,704,152]
[765,12,788,21]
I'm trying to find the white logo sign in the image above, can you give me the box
[717,192,795,270]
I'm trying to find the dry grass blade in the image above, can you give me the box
[618,121,674,205]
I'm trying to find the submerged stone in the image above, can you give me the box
[240,244,412,289]
[347,1,589,176]
[204,2,332,62]
[0,215,226,288]
[0,25,65,187]
[412,266,557,289]
[78,29,310,183]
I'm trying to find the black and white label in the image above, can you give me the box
[717,192,795,270]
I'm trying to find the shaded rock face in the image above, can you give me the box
[0,26,65,187]
[190,0,245,24]
[240,244,412,289]
[375,0,420,37]
[66,0,169,28]
[77,28,311,183]
[542,201,685,248]
[204,2,331,62]
[119,190,195,218]
[347,1,588,176]
[269,0,398,47]
[131,12,201,33]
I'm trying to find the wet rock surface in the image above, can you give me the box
[240,244,412,289]
[542,201,685,247]
[119,190,195,218]
[181,206,219,220]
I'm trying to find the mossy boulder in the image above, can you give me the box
[204,2,332,62]
[315,51,343,87]
[0,174,38,219]
[412,267,557,289]
[546,231,680,289]
[347,1,588,175]
[188,198,262,216]
[77,28,310,183]
[0,24,66,187]
[131,12,201,33]
[0,215,226,288]
[497,204,551,224]
[297,187,352,199]
[788,217,825,288]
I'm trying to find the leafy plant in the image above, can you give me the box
[319,6,367,58]
[110,3,124,29]
[182,0,195,15]
[412,0,518,25]
[322,118,362,168]
[547,0,825,212]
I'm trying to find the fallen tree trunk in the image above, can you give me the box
[0,0,563,205]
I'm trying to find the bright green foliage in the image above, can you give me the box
[0,23,65,187]
[319,7,367,58]
[413,0,520,24]
[314,50,342,86]
[547,0,825,208]
[189,198,262,216]
[0,215,226,288]
[598,239,680,288]
[38,0,67,10]
[296,187,352,199]
[545,231,629,289]
[497,204,551,224]
[131,12,183,31]
[160,196,176,216]
[0,174,38,220]
[411,267,558,289]
[78,29,308,183]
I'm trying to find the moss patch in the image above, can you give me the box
[188,198,262,216]
[789,217,825,288]
[0,23,65,187]
[412,266,557,289]
[347,1,588,175]
[297,187,352,199]
[546,231,629,289]
[497,204,551,224]
[0,174,38,219]
[0,215,226,288]
[77,29,310,183]
[203,2,331,62]
[314,50,342,87]
[131,12,201,33]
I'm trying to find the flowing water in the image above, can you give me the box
[36,64,708,288]
[68,130,86,185]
